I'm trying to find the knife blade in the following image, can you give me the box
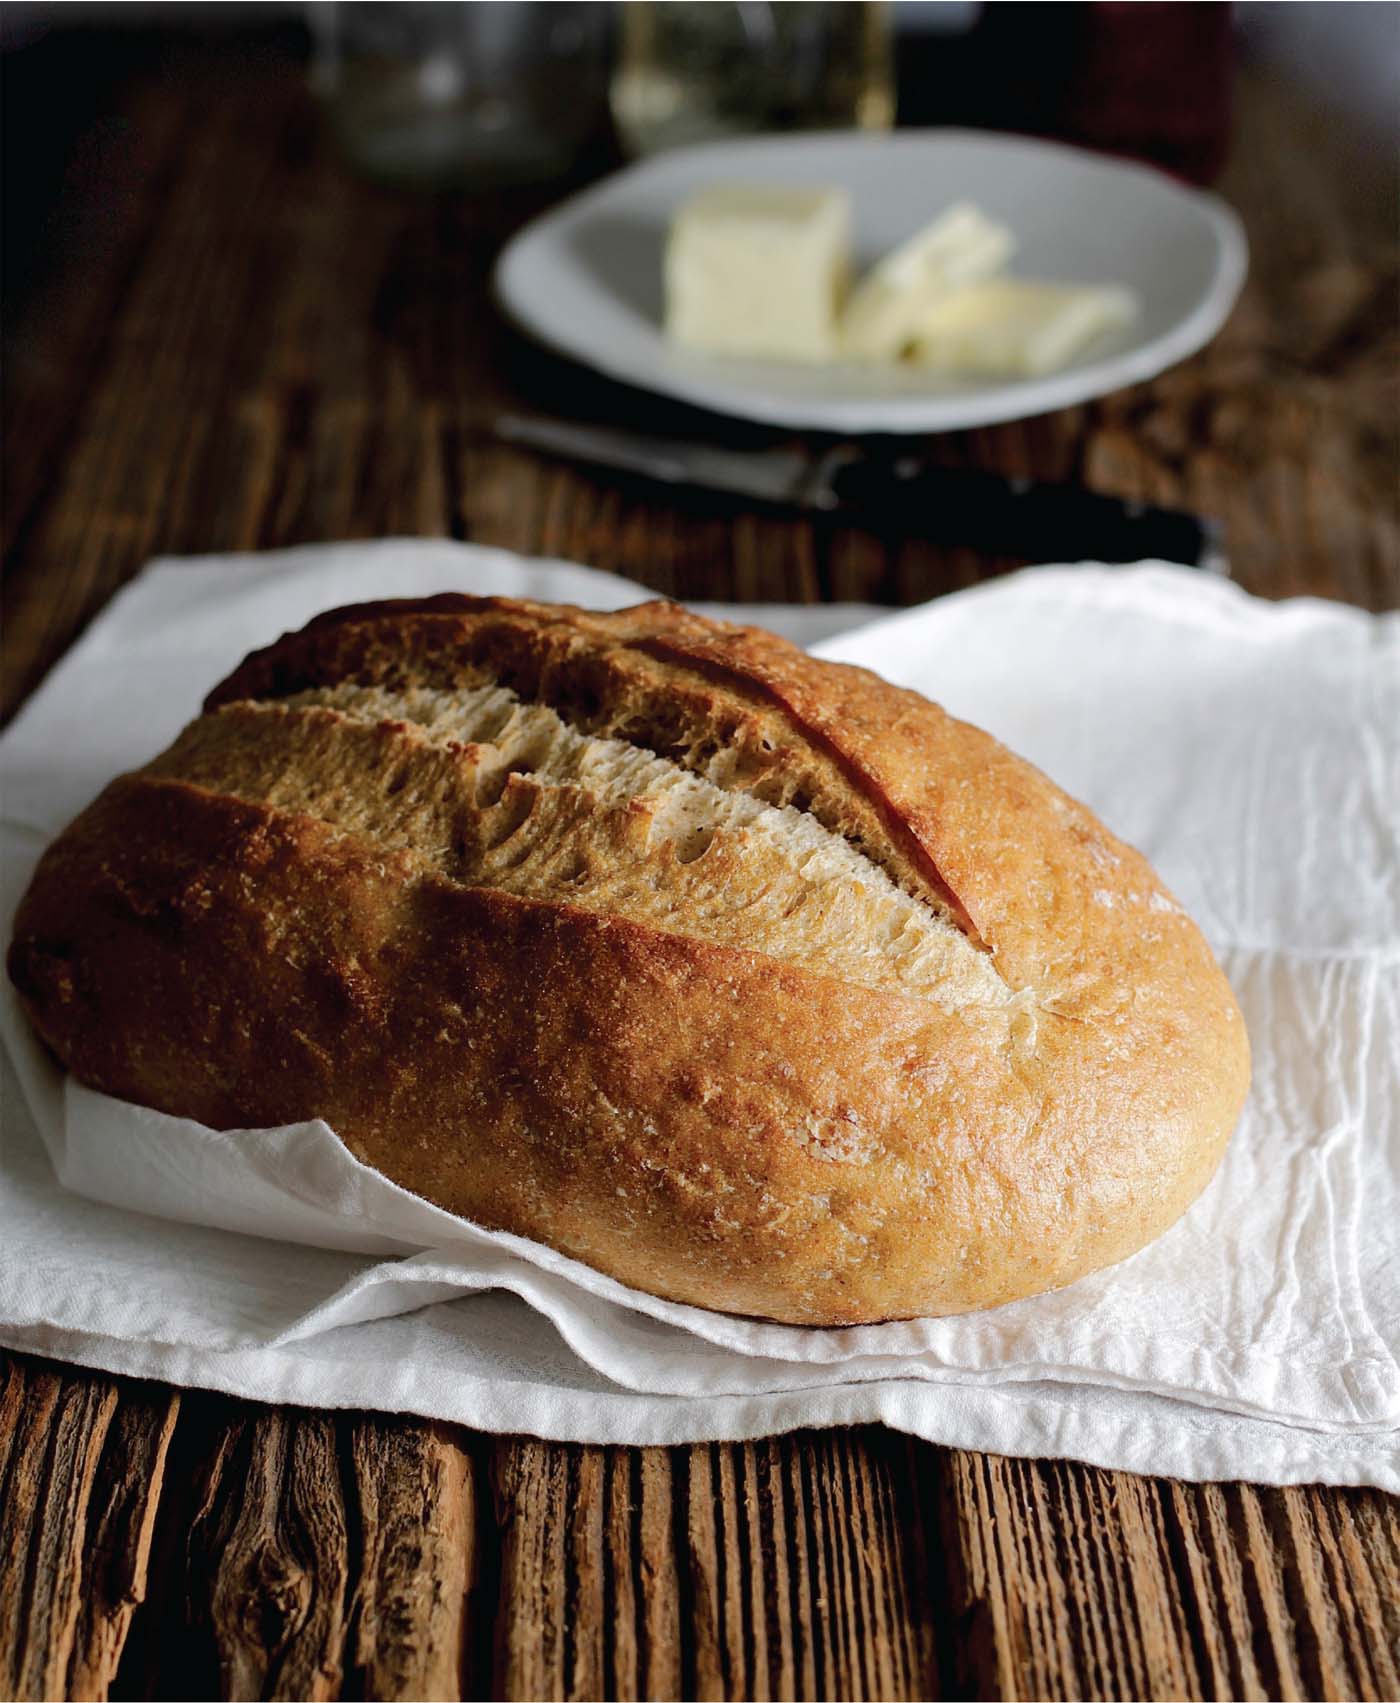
[495,412,1225,571]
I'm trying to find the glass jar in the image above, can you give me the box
[611,1,894,157]
[310,2,610,189]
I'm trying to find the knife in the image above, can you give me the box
[496,413,1225,571]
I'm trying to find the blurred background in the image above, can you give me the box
[4,3,1396,293]
[2,0,1396,716]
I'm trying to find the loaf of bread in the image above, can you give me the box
[8,595,1249,1324]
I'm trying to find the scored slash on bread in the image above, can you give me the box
[210,595,984,940]
[152,686,1005,1007]
[8,596,1250,1325]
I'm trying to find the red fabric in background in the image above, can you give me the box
[1061,3,1235,184]
[900,3,1236,186]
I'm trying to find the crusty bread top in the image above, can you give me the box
[210,591,1217,1014]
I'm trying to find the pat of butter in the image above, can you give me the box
[664,185,850,364]
[910,279,1138,377]
[842,203,1014,362]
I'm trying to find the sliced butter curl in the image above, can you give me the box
[841,202,1014,362]
[909,278,1138,377]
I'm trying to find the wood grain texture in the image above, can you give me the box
[929,1457,1400,1703]
[183,1407,351,1701]
[486,1431,934,1703]
[0,1356,176,1702]
[3,1350,1394,1701]
[1,27,1397,1703]
[345,1418,478,1702]
[0,1358,117,1701]
[65,1382,180,1702]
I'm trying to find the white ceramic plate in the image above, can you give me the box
[495,130,1248,435]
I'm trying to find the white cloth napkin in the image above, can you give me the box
[1,541,1396,1488]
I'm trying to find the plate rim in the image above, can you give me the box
[495,128,1250,435]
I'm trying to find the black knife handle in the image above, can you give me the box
[828,456,1220,568]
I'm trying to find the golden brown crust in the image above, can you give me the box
[8,596,1250,1323]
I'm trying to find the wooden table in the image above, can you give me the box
[2,31,1397,1703]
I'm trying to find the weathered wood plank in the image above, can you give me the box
[344,1417,478,1702]
[925,1451,1400,1703]
[489,1438,574,1700]
[182,1407,351,1701]
[0,1356,118,1700]
[65,1380,180,1702]
[87,1405,1398,1703]
[1266,1484,1400,1702]
[0,1355,177,1703]
[489,1430,933,1703]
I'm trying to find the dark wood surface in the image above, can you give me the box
[1,33,1397,1703]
